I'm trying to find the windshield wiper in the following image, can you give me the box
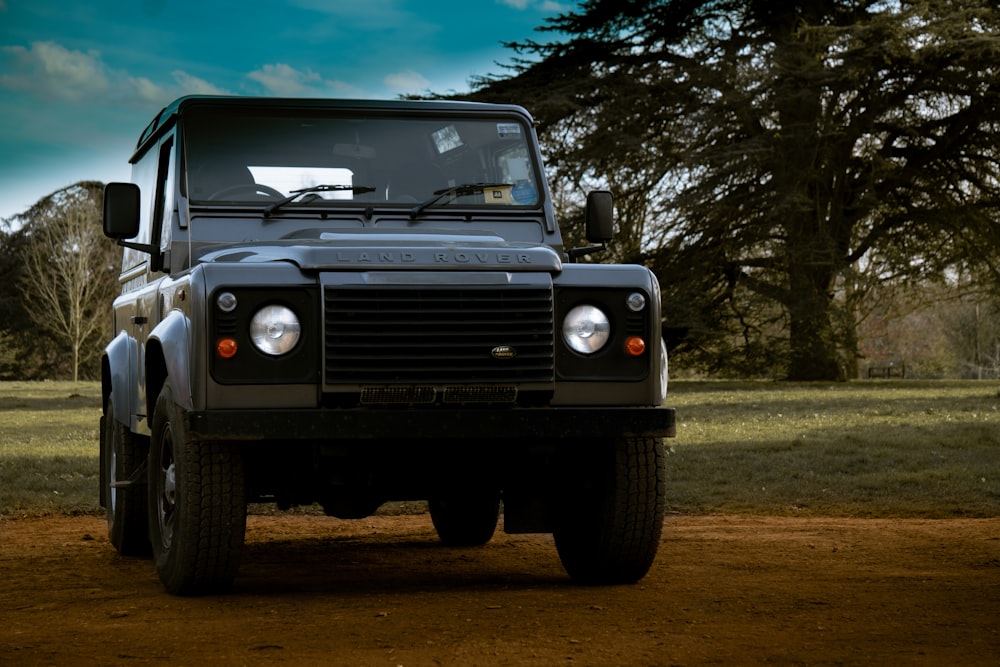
[263,184,376,218]
[408,182,510,220]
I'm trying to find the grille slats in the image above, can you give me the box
[331,321,552,332]
[324,285,554,385]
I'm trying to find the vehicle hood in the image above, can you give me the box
[195,229,563,272]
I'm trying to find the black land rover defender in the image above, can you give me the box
[99,96,676,595]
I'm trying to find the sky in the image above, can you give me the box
[0,0,571,222]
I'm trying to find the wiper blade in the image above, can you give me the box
[263,184,376,218]
[409,182,510,220]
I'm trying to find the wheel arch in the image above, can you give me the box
[146,309,193,418]
[102,331,136,422]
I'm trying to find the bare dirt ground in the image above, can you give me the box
[2,513,999,666]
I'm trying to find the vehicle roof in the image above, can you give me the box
[134,95,534,160]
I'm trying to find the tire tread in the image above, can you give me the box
[554,436,666,584]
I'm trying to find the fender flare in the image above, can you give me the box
[146,309,193,416]
[102,331,137,427]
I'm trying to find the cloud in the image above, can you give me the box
[497,0,570,10]
[171,70,229,96]
[247,63,321,96]
[0,41,110,100]
[128,76,167,105]
[246,62,356,97]
[384,70,430,94]
[127,71,231,106]
[0,40,233,109]
[290,0,412,29]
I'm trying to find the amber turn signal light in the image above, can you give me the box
[625,336,646,357]
[216,338,238,359]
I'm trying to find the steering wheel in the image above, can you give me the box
[207,183,285,201]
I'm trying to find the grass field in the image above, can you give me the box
[668,380,1000,517]
[1,380,998,518]
[0,381,103,517]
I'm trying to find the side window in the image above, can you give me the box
[150,138,175,271]
[121,133,175,273]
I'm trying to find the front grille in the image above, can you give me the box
[442,385,518,403]
[359,385,518,405]
[360,386,436,404]
[324,285,554,385]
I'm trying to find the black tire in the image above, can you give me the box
[102,399,150,557]
[147,379,246,595]
[429,492,500,547]
[553,436,666,584]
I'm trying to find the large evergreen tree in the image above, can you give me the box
[467,0,1000,380]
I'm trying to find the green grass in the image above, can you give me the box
[0,381,103,517]
[667,380,1000,517]
[1,380,998,518]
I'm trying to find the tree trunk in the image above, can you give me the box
[770,10,846,382]
[787,260,842,381]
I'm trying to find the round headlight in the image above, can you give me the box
[249,305,301,356]
[562,305,611,355]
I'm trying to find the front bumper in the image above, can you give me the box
[186,406,676,441]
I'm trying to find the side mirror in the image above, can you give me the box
[585,190,614,243]
[103,183,140,239]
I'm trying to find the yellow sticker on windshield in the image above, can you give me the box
[483,186,513,204]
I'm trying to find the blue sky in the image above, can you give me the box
[0,0,570,222]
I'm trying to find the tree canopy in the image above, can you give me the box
[466,0,1000,380]
[0,182,118,381]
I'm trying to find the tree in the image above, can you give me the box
[465,0,1000,380]
[5,182,119,381]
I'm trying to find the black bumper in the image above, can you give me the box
[187,406,676,441]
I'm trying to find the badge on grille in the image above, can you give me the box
[491,345,517,359]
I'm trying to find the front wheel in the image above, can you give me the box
[148,379,246,595]
[553,436,666,584]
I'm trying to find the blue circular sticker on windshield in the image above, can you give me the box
[512,180,536,204]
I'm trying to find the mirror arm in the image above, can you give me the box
[567,243,607,261]
[117,239,159,255]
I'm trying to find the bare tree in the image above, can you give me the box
[16,182,119,381]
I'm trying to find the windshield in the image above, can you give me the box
[182,107,542,211]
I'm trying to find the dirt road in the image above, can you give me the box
[2,513,998,665]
